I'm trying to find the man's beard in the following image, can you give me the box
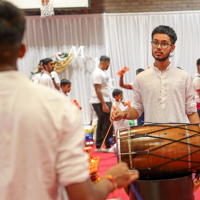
[152,51,171,61]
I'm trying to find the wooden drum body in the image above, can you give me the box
[117,124,200,180]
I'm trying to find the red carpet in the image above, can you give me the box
[92,146,200,200]
[93,147,129,200]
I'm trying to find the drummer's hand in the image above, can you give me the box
[110,110,125,121]
[104,162,139,189]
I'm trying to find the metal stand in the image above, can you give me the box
[129,174,194,200]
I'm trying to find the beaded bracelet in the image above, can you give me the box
[101,175,117,193]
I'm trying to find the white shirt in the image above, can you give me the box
[128,83,134,90]
[0,71,89,200]
[132,65,197,123]
[34,71,60,86]
[40,73,54,88]
[193,72,200,106]
[33,73,41,83]
[112,99,130,133]
[90,67,111,104]
[51,71,60,85]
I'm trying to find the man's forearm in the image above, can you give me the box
[125,108,140,120]
[53,81,60,90]
[96,90,106,105]
[187,112,200,124]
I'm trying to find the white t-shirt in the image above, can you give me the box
[40,73,54,88]
[112,99,130,133]
[193,72,200,108]
[33,73,41,83]
[132,65,197,123]
[0,71,89,200]
[90,67,111,104]
[34,71,60,86]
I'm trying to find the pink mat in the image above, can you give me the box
[92,146,200,200]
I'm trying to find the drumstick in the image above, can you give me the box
[100,99,121,149]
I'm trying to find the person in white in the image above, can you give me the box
[51,67,60,90]
[33,59,44,83]
[90,55,113,152]
[34,59,60,90]
[40,58,55,89]
[111,89,130,153]
[60,78,71,96]
[112,89,130,134]
[111,25,200,124]
[119,68,145,126]
[193,58,200,117]
[0,2,139,200]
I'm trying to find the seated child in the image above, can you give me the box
[60,79,71,96]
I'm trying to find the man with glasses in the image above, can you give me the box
[111,25,200,124]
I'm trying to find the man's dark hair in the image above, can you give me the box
[112,89,122,98]
[60,79,71,87]
[100,55,110,62]
[0,1,25,63]
[152,25,177,45]
[197,58,200,67]
[43,58,53,66]
[0,1,25,45]
[39,59,44,66]
[136,68,144,75]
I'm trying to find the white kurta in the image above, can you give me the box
[0,71,89,200]
[132,65,197,123]
[40,73,54,88]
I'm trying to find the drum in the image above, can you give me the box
[117,123,200,180]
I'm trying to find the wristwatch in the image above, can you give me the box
[52,77,55,81]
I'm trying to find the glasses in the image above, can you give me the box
[151,41,173,49]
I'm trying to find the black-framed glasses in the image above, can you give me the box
[151,41,173,49]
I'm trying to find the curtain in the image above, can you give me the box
[18,11,200,124]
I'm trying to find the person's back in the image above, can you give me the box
[0,71,88,200]
[0,2,138,200]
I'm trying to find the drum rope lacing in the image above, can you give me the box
[118,124,200,173]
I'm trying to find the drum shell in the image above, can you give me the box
[117,124,200,179]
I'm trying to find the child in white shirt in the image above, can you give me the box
[112,89,130,134]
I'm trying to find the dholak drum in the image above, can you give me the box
[117,123,200,180]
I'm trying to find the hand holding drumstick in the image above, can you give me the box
[110,109,128,122]
[100,99,122,149]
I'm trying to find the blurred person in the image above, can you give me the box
[0,1,139,200]
[39,57,55,89]
[60,78,71,96]
[51,64,60,90]
[33,59,44,83]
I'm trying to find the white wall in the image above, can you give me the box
[6,0,89,9]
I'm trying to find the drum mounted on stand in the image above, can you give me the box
[117,123,200,200]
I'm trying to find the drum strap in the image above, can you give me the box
[128,128,133,169]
